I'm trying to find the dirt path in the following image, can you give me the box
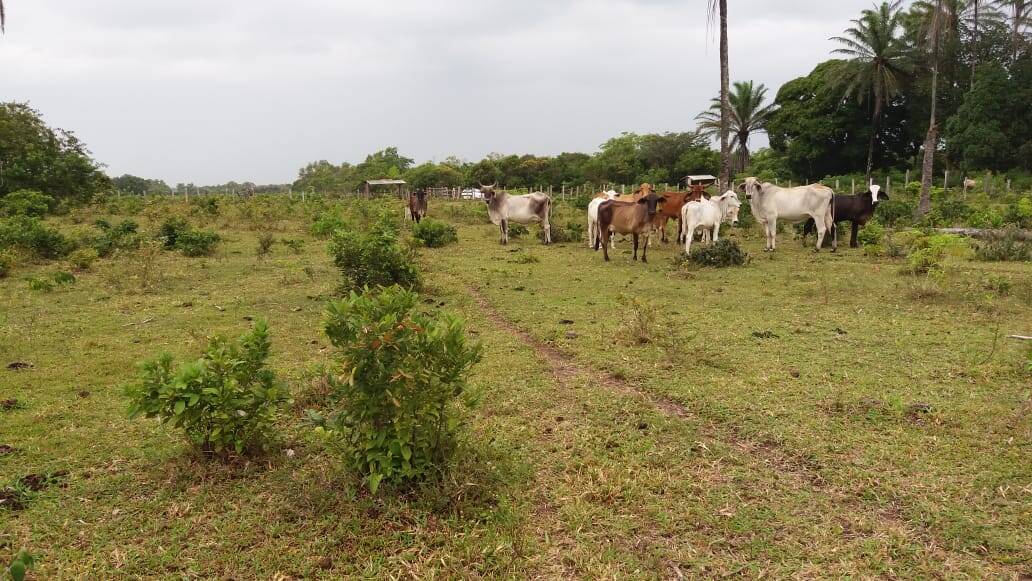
[466,285,1021,578]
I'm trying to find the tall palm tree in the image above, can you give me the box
[995,0,1031,58]
[830,1,912,181]
[708,0,731,191]
[1,0,6,34]
[918,0,947,217]
[695,81,776,174]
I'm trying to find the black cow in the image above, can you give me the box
[802,185,887,248]
[408,189,428,223]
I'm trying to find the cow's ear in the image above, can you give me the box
[636,197,648,204]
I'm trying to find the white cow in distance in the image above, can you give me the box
[740,177,835,252]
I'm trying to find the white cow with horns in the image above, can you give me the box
[740,177,836,252]
[679,190,741,254]
[481,185,552,245]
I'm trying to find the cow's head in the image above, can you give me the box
[637,191,662,217]
[739,177,762,200]
[414,189,428,202]
[720,191,742,225]
[868,184,887,204]
[636,183,654,197]
[480,184,497,203]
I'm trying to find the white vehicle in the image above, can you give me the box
[460,188,483,200]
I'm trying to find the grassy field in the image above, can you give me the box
[2,196,1031,578]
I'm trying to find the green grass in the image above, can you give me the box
[1,197,1030,577]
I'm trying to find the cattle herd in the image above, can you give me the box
[406,179,888,259]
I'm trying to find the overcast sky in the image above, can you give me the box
[1,1,881,185]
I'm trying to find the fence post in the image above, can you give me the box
[944,170,949,192]
[775,178,779,186]
[851,178,855,194]
[905,169,910,185]
[836,179,840,191]
[886,175,891,195]
[1006,179,1011,193]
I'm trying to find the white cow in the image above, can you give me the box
[680,191,741,254]
[741,177,835,252]
[482,185,552,245]
[587,190,619,249]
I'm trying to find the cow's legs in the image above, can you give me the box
[850,221,860,248]
[812,214,827,252]
[500,219,508,245]
[642,233,650,263]
[632,233,640,261]
[684,224,696,254]
[767,220,777,251]
[587,218,595,249]
[713,222,721,243]
[542,218,551,245]
[601,232,611,261]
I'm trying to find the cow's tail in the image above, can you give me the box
[828,190,837,248]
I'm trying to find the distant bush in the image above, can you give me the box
[256,231,275,260]
[190,196,219,216]
[126,320,290,457]
[974,228,1032,262]
[876,196,917,227]
[25,277,54,292]
[52,271,76,285]
[1003,196,1032,228]
[68,247,99,270]
[329,216,420,292]
[157,218,219,256]
[900,232,972,275]
[281,238,305,254]
[0,190,54,217]
[412,219,458,248]
[91,219,139,257]
[507,223,529,239]
[570,193,592,210]
[540,220,584,243]
[0,216,73,259]
[310,211,347,237]
[857,221,885,247]
[685,238,749,268]
[0,251,13,278]
[315,286,481,492]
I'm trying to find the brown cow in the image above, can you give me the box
[652,190,708,243]
[408,189,428,223]
[595,191,663,263]
[615,182,655,203]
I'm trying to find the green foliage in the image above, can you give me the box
[329,215,420,292]
[974,228,1032,262]
[0,250,12,278]
[310,211,347,237]
[190,196,220,216]
[26,277,54,292]
[68,247,100,270]
[256,231,275,260]
[157,218,220,256]
[281,238,305,254]
[0,215,73,258]
[0,190,54,217]
[90,219,140,257]
[541,220,584,244]
[318,286,482,492]
[110,174,173,196]
[684,238,750,268]
[899,232,973,275]
[125,320,289,457]
[4,549,36,581]
[857,221,885,247]
[52,271,76,285]
[1003,196,1032,228]
[876,195,917,227]
[411,219,458,248]
[0,102,109,202]
[945,60,1032,171]
[506,223,529,239]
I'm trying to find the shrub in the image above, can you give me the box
[157,218,190,249]
[190,196,219,216]
[316,286,482,492]
[685,238,749,268]
[68,247,99,270]
[0,216,73,259]
[329,216,420,292]
[4,549,36,581]
[966,208,1004,228]
[1003,196,1032,228]
[26,277,54,292]
[570,193,592,210]
[281,238,305,254]
[0,250,13,278]
[91,219,140,257]
[256,231,275,260]
[974,228,1032,262]
[901,233,972,275]
[311,211,347,237]
[52,271,76,285]
[174,229,220,257]
[412,219,458,248]
[506,223,529,239]
[857,221,885,247]
[0,190,54,217]
[540,220,585,244]
[125,320,290,457]
[876,196,917,227]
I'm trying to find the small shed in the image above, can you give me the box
[363,179,407,198]
[683,174,718,195]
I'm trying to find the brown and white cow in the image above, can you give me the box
[653,189,708,243]
[595,191,663,262]
[481,185,552,245]
[408,189,428,223]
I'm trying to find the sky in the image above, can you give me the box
[1,0,881,185]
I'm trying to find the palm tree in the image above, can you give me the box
[995,0,1031,58]
[1,0,6,34]
[695,81,776,174]
[918,0,947,217]
[708,0,731,191]
[830,1,912,181]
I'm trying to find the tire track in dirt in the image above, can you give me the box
[467,285,1022,577]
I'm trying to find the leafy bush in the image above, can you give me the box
[329,216,420,292]
[190,196,219,216]
[857,221,885,247]
[90,219,140,257]
[0,216,73,258]
[281,238,305,254]
[412,219,458,248]
[4,548,36,581]
[974,228,1032,262]
[876,196,917,227]
[540,220,584,243]
[506,223,529,239]
[1003,196,1032,228]
[0,190,54,217]
[26,277,54,292]
[311,211,347,237]
[157,218,190,249]
[966,208,1005,228]
[685,238,750,268]
[901,233,972,275]
[68,247,99,270]
[52,271,76,285]
[570,193,592,210]
[126,320,290,457]
[256,231,275,260]
[0,250,13,278]
[174,229,220,257]
[316,286,482,492]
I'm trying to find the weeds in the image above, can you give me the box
[412,219,459,248]
[681,238,750,268]
[256,231,275,261]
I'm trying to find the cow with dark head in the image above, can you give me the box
[595,191,663,263]
[801,184,887,248]
[408,189,429,223]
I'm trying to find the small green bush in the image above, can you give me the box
[0,190,54,217]
[0,250,13,278]
[857,221,885,247]
[506,223,529,239]
[4,548,36,581]
[68,247,100,270]
[876,197,917,227]
[1003,196,1032,228]
[311,211,347,237]
[256,231,275,260]
[174,230,220,257]
[329,216,420,292]
[540,220,585,243]
[126,320,290,457]
[157,218,190,249]
[974,228,1032,262]
[901,233,972,275]
[91,219,140,257]
[316,286,482,492]
[685,238,750,268]
[0,216,73,259]
[26,277,54,292]
[190,196,219,216]
[281,238,305,254]
[412,219,458,248]
[52,271,76,285]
